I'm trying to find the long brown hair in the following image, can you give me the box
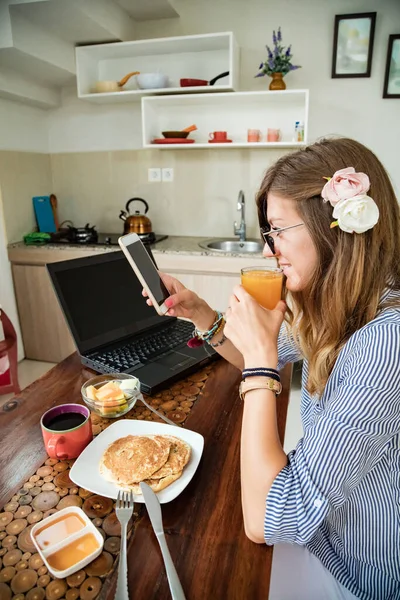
[257,137,400,396]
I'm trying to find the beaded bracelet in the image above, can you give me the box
[187,310,224,348]
[242,368,280,383]
[208,327,227,347]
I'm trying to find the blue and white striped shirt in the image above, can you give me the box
[265,289,400,600]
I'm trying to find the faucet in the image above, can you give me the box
[233,190,246,242]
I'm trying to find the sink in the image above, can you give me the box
[199,239,264,254]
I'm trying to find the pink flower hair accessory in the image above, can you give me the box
[321,167,379,234]
[321,167,370,206]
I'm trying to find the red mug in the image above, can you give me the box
[209,131,227,141]
[41,404,93,459]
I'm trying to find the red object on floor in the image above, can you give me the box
[0,308,21,395]
[0,368,11,386]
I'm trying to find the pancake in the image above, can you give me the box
[150,435,191,479]
[99,435,171,485]
[128,470,183,494]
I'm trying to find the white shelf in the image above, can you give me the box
[142,90,309,149]
[146,142,307,150]
[76,32,239,102]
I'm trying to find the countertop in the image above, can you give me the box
[8,235,264,259]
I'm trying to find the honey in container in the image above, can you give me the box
[47,533,100,571]
[31,506,104,578]
[34,512,86,549]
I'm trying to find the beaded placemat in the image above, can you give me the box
[0,364,214,600]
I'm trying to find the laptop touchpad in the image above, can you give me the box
[158,352,196,371]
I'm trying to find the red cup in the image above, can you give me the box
[41,404,93,459]
[209,131,227,141]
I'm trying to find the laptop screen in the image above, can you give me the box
[47,251,174,354]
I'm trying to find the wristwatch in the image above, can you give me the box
[239,377,282,400]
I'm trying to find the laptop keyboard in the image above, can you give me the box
[87,320,194,373]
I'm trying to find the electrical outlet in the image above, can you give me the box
[148,168,161,182]
[162,167,174,183]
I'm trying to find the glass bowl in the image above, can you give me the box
[81,373,141,419]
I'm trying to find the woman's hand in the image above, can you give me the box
[224,285,286,368]
[142,272,215,328]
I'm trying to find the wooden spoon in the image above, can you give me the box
[118,71,140,87]
[182,124,197,133]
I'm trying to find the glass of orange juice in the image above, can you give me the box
[241,266,283,310]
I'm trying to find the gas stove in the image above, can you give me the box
[98,232,168,246]
[51,232,168,246]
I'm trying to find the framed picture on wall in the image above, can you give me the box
[331,12,376,78]
[383,34,400,98]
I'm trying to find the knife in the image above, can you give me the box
[140,482,186,600]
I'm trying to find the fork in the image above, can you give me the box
[114,490,134,600]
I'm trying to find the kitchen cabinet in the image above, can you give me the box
[12,264,76,363]
[142,90,309,148]
[8,246,103,363]
[76,32,239,102]
[166,272,240,312]
[8,245,274,363]
[155,252,275,310]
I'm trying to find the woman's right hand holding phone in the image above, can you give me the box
[142,272,216,331]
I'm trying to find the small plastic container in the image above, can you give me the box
[30,506,104,578]
[81,373,141,418]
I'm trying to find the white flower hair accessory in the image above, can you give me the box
[321,167,379,234]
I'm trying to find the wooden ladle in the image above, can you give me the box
[182,124,197,133]
[95,71,140,93]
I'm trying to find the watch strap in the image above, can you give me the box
[239,377,282,400]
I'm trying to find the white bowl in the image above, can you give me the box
[136,73,168,89]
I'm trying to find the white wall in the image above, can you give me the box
[47,86,142,153]
[0,97,48,152]
[44,0,400,193]
[0,187,24,360]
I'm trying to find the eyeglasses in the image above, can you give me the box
[260,223,304,255]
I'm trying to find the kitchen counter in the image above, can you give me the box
[7,236,272,363]
[7,235,264,259]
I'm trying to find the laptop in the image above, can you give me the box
[47,251,218,394]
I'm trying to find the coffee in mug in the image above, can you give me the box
[41,404,93,459]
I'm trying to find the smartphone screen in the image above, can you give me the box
[124,238,170,305]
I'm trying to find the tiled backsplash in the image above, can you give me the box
[1,147,291,243]
[0,151,52,243]
[50,148,286,239]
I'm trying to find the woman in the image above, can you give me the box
[144,138,400,599]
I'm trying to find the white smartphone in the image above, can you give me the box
[118,232,171,316]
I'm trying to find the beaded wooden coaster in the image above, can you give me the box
[0,364,215,600]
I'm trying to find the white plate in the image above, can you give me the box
[69,420,204,504]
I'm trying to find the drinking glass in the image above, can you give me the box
[241,266,283,310]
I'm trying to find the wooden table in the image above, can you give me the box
[0,354,291,600]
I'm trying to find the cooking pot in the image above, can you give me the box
[180,71,229,87]
[119,198,153,235]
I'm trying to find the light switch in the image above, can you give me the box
[162,168,174,182]
[148,168,161,182]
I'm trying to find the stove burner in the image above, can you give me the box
[137,231,156,244]
[49,231,168,247]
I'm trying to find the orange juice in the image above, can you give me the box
[241,267,283,309]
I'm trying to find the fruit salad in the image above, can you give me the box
[84,378,139,417]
